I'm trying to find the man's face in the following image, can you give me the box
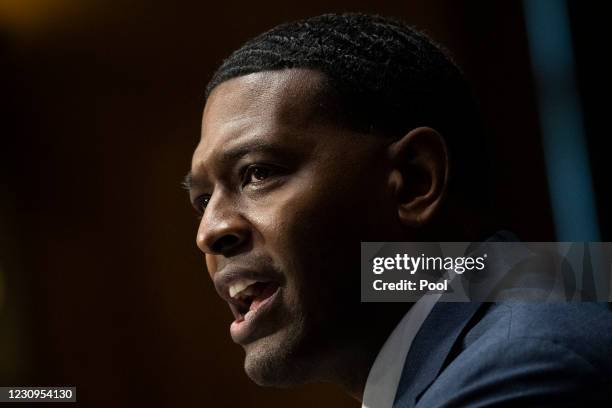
[189,69,400,385]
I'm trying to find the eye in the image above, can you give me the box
[242,165,273,186]
[194,194,211,214]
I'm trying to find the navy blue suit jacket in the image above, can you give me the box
[393,235,612,407]
[392,301,612,407]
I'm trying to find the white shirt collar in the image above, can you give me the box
[361,292,441,408]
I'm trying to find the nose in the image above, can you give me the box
[196,193,250,256]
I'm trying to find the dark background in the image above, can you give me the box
[0,1,609,407]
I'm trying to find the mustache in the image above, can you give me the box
[208,253,283,277]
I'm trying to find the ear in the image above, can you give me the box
[387,127,449,228]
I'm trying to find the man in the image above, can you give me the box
[185,13,612,407]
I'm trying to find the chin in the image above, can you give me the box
[242,329,317,387]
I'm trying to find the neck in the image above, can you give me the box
[324,303,410,401]
[332,344,379,401]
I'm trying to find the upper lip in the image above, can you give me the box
[213,265,282,316]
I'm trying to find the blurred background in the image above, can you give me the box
[0,0,609,406]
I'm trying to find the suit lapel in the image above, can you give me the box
[392,231,528,407]
[392,301,483,408]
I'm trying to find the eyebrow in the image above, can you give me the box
[182,139,299,192]
[182,172,194,191]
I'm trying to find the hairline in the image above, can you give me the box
[205,67,392,139]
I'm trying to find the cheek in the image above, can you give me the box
[205,254,218,278]
[253,179,347,247]
[250,171,366,283]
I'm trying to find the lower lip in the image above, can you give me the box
[230,286,281,344]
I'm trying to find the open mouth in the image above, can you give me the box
[228,279,280,322]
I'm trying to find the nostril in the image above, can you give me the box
[212,235,240,253]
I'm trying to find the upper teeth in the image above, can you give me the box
[229,279,258,298]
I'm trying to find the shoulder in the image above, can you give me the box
[469,303,612,371]
[462,302,612,366]
[417,303,612,407]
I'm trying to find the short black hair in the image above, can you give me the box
[206,13,492,208]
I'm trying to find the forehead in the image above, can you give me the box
[193,69,329,167]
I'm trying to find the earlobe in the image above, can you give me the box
[387,127,449,228]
